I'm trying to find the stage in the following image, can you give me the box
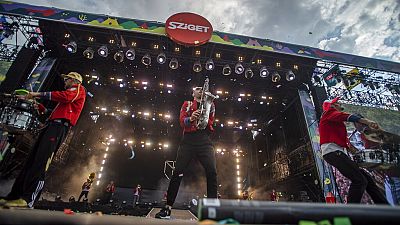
[0,208,196,225]
[1,201,400,225]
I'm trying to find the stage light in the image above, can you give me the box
[157,52,166,64]
[222,64,232,76]
[256,59,262,64]
[98,45,108,57]
[141,53,151,66]
[286,70,295,81]
[271,71,281,82]
[126,48,135,60]
[276,62,281,67]
[83,47,94,59]
[205,59,214,71]
[238,56,244,62]
[260,66,269,78]
[169,58,179,69]
[65,41,77,53]
[235,63,244,74]
[114,50,124,63]
[193,60,202,73]
[215,53,221,58]
[245,68,254,79]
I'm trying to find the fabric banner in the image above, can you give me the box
[24,57,56,92]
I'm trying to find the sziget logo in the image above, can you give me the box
[167,21,210,33]
[165,12,213,46]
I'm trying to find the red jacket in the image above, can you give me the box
[179,100,215,133]
[319,108,351,148]
[41,84,86,126]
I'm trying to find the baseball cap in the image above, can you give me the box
[61,72,83,83]
[322,97,340,111]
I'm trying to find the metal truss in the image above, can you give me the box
[0,13,42,61]
[313,60,400,110]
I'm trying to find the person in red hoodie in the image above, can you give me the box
[319,97,388,204]
[4,72,86,207]
[156,85,217,219]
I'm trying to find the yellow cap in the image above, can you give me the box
[61,72,83,83]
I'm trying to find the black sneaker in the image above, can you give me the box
[155,207,171,219]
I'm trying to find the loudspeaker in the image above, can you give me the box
[198,199,400,225]
[0,47,41,93]
[310,86,328,119]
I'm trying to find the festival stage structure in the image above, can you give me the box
[0,1,399,224]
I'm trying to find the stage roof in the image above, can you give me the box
[1,1,399,73]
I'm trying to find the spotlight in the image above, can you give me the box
[141,53,151,66]
[114,50,124,63]
[222,64,232,76]
[260,66,269,78]
[285,70,295,81]
[83,47,94,59]
[193,60,202,73]
[126,48,135,60]
[65,41,77,53]
[205,59,214,71]
[271,71,281,82]
[98,45,108,57]
[55,195,62,202]
[245,68,254,79]
[235,62,244,74]
[169,58,179,69]
[157,52,166,64]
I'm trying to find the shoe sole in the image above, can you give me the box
[155,215,171,219]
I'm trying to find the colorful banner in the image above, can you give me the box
[322,65,341,87]
[24,57,56,92]
[0,1,399,73]
[298,90,339,202]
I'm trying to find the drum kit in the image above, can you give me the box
[352,122,400,170]
[0,89,41,135]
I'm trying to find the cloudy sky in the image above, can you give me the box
[14,0,400,63]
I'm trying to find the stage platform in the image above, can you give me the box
[0,208,197,225]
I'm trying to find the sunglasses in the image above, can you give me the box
[63,77,72,82]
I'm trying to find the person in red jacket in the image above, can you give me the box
[156,86,217,219]
[319,97,388,204]
[4,72,86,207]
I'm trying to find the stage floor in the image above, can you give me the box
[0,208,197,225]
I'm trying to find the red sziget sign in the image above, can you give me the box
[166,12,213,46]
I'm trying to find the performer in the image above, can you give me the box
[270,189,277,202]
[78,179,92,202]
[104,180,115,204]
[132,184,142,207]
[156,82,217,219]
[319,97,388,204]
[3,72,86,207]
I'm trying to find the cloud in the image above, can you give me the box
[14,0,400,59]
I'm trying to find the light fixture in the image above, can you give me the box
[260,66,269,78]
[98,45,108,57]
[169,58,179,69]
[256,59,262,64]
[157,52,166,64]
[141,53,151,66]
[238,56,244,62]
[126,48,135,60]
[222,64,231,76]
[245,68,253,79]
[114,50,124,63]
[215,53,221,58]
[88,37,94,42]
[174,47,180,52]
[193,60,202,73]
[276,62,281,67]
[205,59,214,71]
[83,47,94,59]
[65,41,77,53]
[271,71,281,82]
[286,70,295,81]
[235,62,244,74]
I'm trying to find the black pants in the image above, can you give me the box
[133,195,139,207]
[7,121,69,207]
[166,141,217,206]
[78,191,89,202]
[324,151,389,204]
